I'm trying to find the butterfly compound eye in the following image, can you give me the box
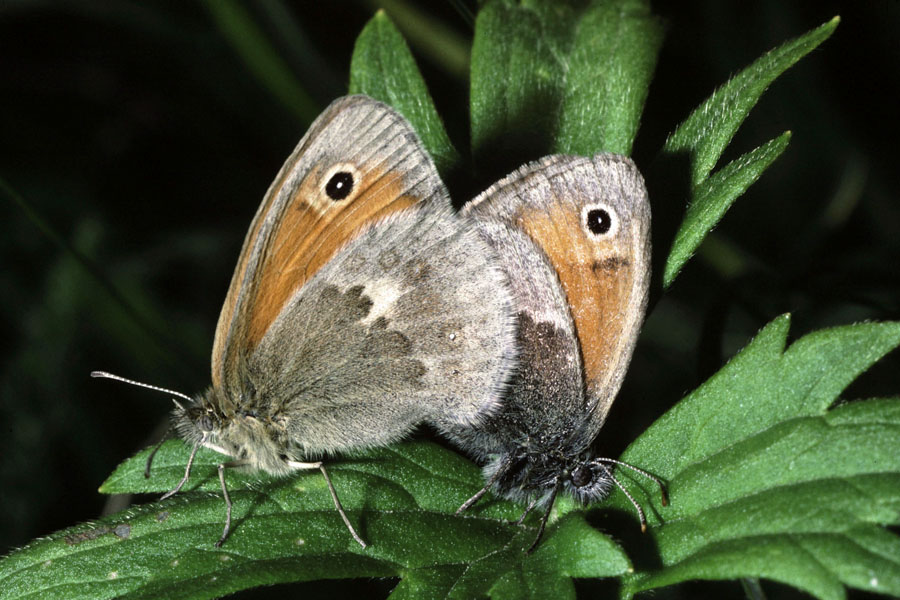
[571,465,593,488]
[198,414,214,432]
[325,171,354,201]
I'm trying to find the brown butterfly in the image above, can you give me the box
[439,154,667,550]
[95,95,518,547]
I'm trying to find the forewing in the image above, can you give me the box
[463,154,651,436]
[211,96,449,404]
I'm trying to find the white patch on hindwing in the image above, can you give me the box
[359,277,402,325]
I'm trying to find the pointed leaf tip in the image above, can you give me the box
[663,131,792,287]
[349,12,459,175]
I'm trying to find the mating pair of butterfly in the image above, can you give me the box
[94,95,666,552]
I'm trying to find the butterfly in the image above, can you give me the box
[439,154,667,550]
[95,95,518,547]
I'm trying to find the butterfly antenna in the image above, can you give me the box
[593,457,669,506]
[594,463,650,532]
[91,370,193,404]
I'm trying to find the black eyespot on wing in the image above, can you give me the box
[585,207,612,235]
[325,171,354,200]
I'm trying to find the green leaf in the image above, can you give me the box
[366,0,471,80]
[470,0,575,164]
[4,318,898,599]
[658,17,838,288]
[663,17,839,188]
[614,315,900,599]
[0,439,628,600]
[663,131,791,287]
[470,0,662,166]
[10,318,899,600]
[349,11,460,175]
[555,0,663,156]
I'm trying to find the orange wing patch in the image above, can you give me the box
[245,163,415,351]
[211,162,294,390]
[517,203,636,394]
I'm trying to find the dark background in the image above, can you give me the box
[2,1,898,598]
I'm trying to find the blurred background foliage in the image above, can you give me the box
[1,1,898,598]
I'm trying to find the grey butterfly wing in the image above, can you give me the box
[461,154,650,445]
[251,201,518,454]
[213,94,518,455]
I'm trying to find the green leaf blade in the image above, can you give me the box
[201,0,319,123]
[471,0,663,165]
[388,565,462,599]
[613,316,900,599]
[349,11,459,175]
[529,514,630,578]
[555,0,663,156]
[663,131,791,288]
[5,441,626,599]
[664,16,839,187]
[470,0,577,165]
[627,535,848,600]
[8,327,897,599]
[624,317,900,475]
[781,323,900,415]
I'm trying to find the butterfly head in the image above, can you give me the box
[563,457,616,504]
[171,388,228,451]
[484,445,613,507]
[170,387,298,476]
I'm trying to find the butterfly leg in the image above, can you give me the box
[143,432,171,478]
[513,497,540,525]
[527,479,561,554]
[160,438,203,500]
[456,453,517,515]
[215,460,238,547]
[286,460,366,548]
[313,463,367,549]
